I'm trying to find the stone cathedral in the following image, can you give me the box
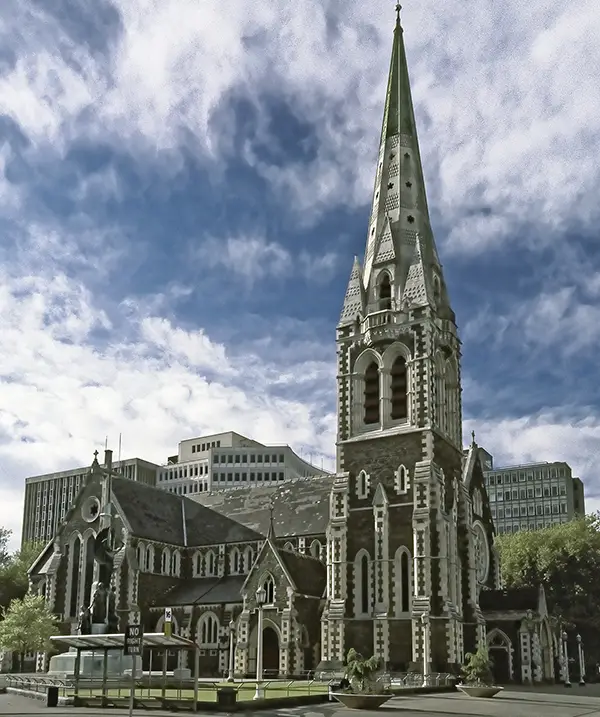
[29,9,555,684]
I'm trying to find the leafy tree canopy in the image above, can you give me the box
[345,648,382,694]
[495,514,600,630]
[0,531,45,610]
[0,593,58,655]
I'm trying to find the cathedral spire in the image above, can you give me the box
[344,7,450,321]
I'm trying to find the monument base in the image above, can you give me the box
[48,648,135,679]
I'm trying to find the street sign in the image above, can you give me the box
[124,623,143,656]
[164,607,172,637]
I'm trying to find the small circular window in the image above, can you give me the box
[82,496,101,523]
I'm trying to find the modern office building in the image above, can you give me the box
[21,457,160,546]
[483,458,586,534]
[157,431,330,496]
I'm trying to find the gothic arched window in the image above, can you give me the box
[137,542,145,571]
[244,547,254,572]
[378,273,392,311]
[310,540,322,559]
[198,613,219,647]
[394,547,412,616]
[171,550,180,577]
[263,575,275,604]
[161,548,170,575]
[361,554,369,614]
[364,362,380,425]
[230,547,240,574]
[68,535,81,618]
[205,550,216,576]
[145,544,154,572]
[390,356,408,420]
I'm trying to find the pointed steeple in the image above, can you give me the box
[339,255,365,326]
[359,7,450,316]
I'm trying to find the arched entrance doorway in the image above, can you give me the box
[262,627,279,676]
[487,629,512,684]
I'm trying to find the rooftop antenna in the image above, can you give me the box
[118,433,122,467]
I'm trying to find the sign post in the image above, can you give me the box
[124,624,143,717]
[164,607,172,638]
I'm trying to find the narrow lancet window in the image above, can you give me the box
[364,362,380,425]
[391,356,408,420]
[379,273,392,310]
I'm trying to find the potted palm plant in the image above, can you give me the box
[456,645,503,698]
[330,648,392,709]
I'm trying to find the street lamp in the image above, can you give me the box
[421,613,430,688]
[562,631,571,688]
[524,609,535,684]
[253,586,267,700]
[227,620,236,682]
[576,634,586,686]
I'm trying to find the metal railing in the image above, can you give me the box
[4,671,457,704]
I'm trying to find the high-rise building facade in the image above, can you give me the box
[157,431,330,496]
[21,457,160,546]
[484,459,585,534]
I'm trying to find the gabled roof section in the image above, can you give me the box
[277,549,326,598]
[462,439,479,488]
[339,256,365,326]
[372,216,395,266]
[159,575,247,607]
[243,534,296,594]
[110,478,262,547]
[193,476,335,538]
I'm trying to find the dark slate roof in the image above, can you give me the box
[111,478,263,547]
[158,576,247,606]
[479,587,539,612]
[192,476,336,538]
[278,549,326,597]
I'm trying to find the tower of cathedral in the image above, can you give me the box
[321,7,498,672]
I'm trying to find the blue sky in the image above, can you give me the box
[1,0,600,546]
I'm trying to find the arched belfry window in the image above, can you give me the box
[364,362,380,425]
[378,273,392,311]
[390,356,408,420]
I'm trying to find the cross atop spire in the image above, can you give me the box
[267,501,275,539]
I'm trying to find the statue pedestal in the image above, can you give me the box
[91,623,109,635]
[48,648,134,678]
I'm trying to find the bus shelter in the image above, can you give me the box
[49,632,200,710]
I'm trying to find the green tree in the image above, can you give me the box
[0,527,12,568]
[345,648,382,694]
[462,645,494,685]
[496,515,600,661]
[0,535,45,609]
[0,594,58,672]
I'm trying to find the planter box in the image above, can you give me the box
[456,684,503,698]
[331,693,392,709]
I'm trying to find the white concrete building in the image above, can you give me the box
[157,431,330,496]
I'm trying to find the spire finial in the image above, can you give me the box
[267,501,275,538]
[471,430,476,445]
[395,2,402,23]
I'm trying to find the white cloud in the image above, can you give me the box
[196,234,338,286]
[464,412,600,508]
[1,0,597,242]
[0,227,337,551]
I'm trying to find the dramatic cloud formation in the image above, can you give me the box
[0,0,599,547]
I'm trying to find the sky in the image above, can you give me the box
[1,0,600,550]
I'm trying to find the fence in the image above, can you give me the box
[5,671,457,704]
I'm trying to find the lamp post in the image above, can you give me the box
[253,586,267,700]
[562,631,571,688]
[421,612,430,688]
[576,634,585,686]
[227,620,236,682]
[524,609,535,684]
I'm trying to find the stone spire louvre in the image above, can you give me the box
[361,5,437,291]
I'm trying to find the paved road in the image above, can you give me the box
[4,689,600,716]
